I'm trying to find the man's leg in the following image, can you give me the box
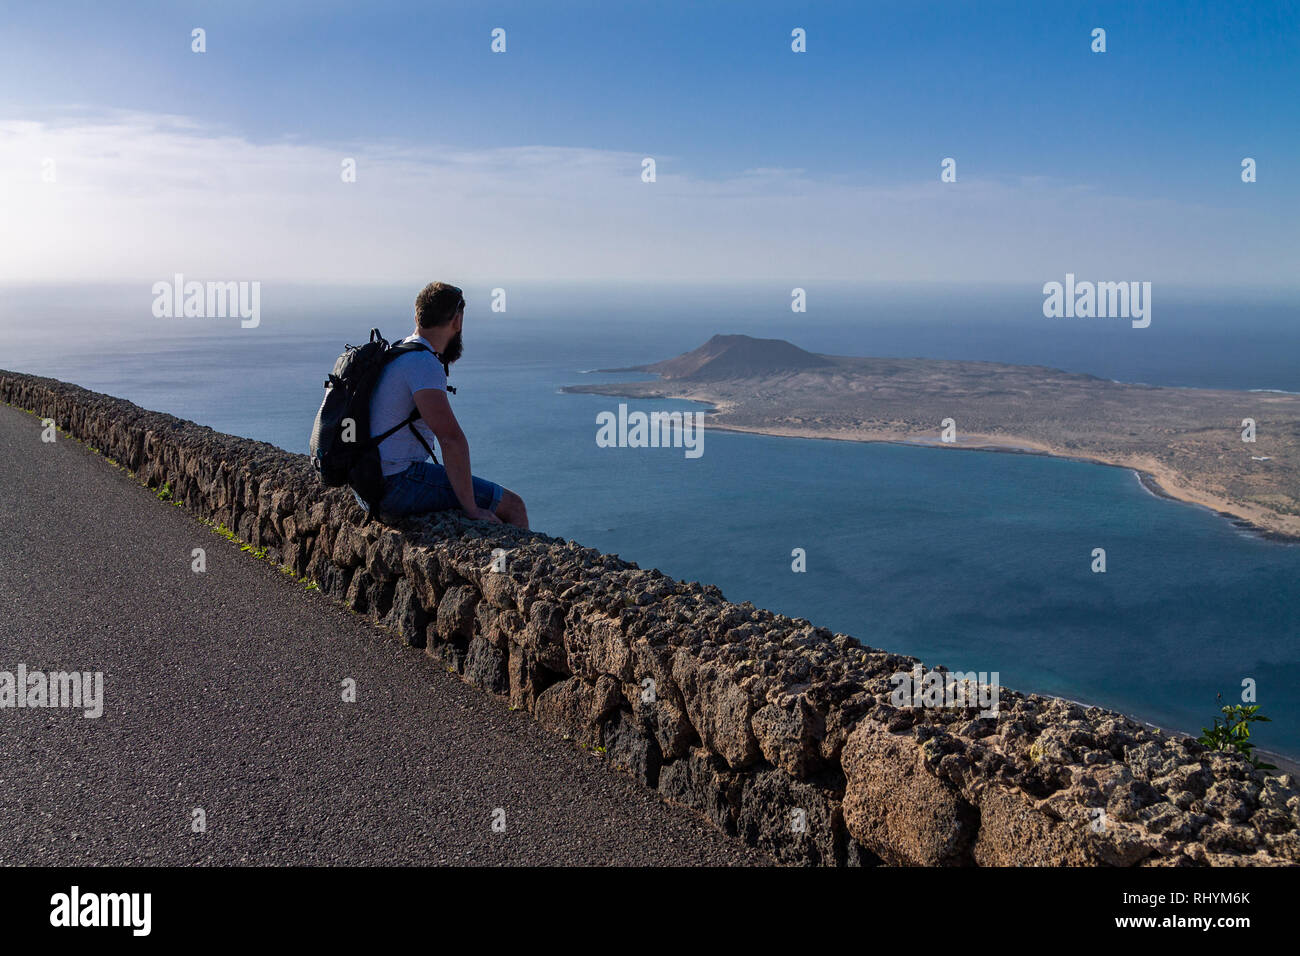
[494,488,529,530]
[378,462,501,520]
[379,462,527,529]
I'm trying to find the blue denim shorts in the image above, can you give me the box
[366,460,504,518]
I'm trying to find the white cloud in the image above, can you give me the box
[0,109,1292,285]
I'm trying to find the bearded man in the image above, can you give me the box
[362,281,528,528]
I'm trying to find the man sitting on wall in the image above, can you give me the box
[363,282,528,529]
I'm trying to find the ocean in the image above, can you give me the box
[3,280,1298,759]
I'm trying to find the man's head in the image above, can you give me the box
[415,281,465,363]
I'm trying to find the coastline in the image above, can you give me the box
[714,421,1300,544]
[566,386,1300,544]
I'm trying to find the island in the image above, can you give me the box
[563,334,1300,540]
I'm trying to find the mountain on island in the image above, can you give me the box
[619,334,833,381]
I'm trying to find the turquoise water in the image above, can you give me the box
[3,281,1298,758]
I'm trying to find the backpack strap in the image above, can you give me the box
[371,411,418,443]
[374,339,447,463]
[369,408,437,463]
[405,413,437,463]
[390,338,456,394]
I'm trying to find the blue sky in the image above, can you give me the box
[1,0,1296,283]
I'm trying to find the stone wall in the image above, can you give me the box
[4,368,1297,866]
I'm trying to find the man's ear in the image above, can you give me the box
[454,310,464,331]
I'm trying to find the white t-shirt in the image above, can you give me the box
[369,334,447,476]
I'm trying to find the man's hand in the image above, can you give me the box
[468,507,502,524]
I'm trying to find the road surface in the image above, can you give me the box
[0,403,767,865]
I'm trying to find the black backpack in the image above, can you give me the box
[309,328,453,514]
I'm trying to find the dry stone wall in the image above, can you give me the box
[4,369,1297,867]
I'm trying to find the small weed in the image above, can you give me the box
[1198,695,1276,770]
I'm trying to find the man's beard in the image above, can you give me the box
[440,329,464,365]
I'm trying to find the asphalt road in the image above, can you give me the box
[0,403,767,865]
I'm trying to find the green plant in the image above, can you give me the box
[155,481,172,502]
[1198,694,1275,770]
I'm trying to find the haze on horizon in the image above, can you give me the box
[1,1,1296,287]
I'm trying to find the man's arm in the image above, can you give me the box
[413,388,501,523]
